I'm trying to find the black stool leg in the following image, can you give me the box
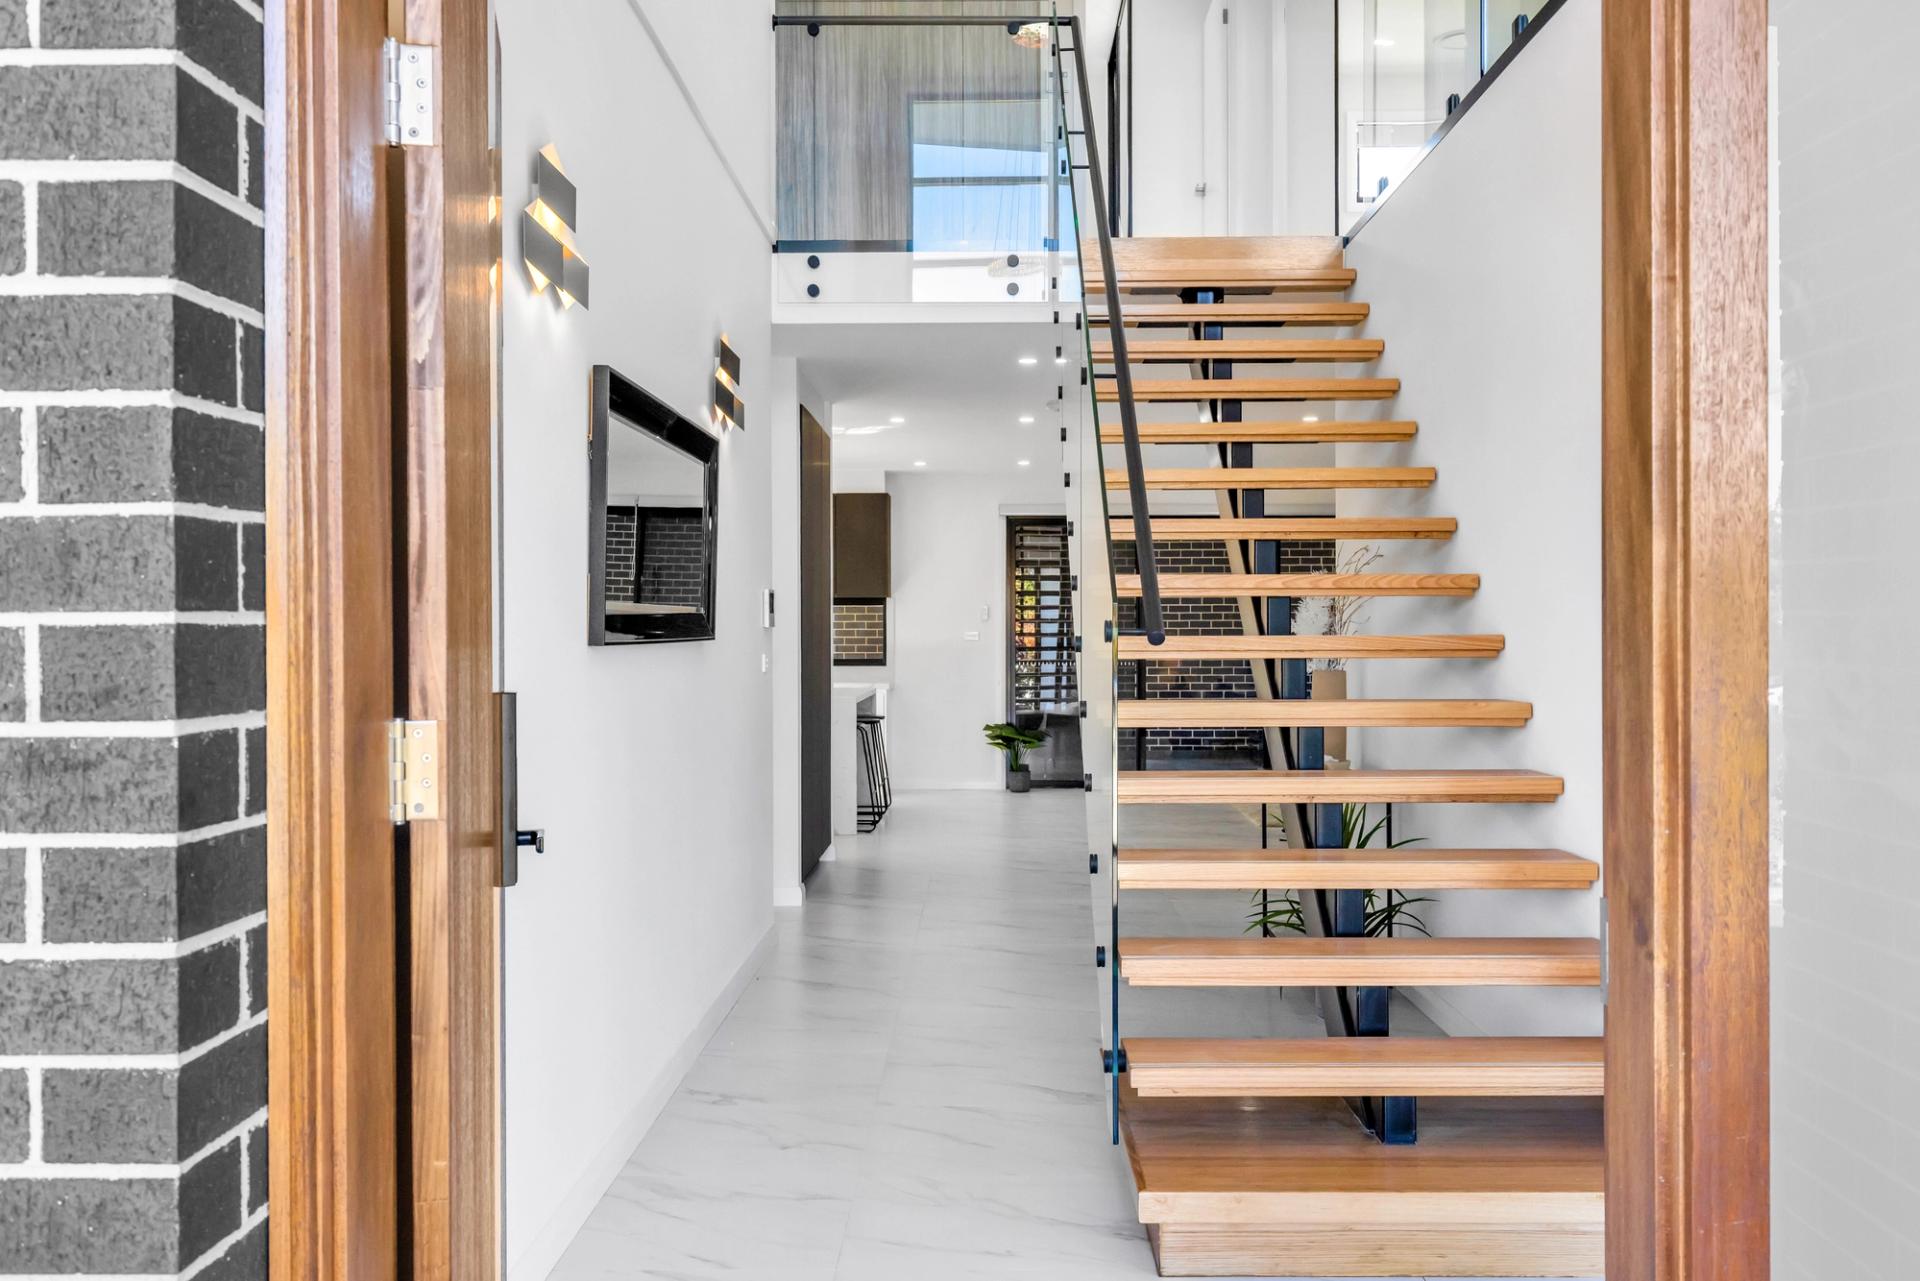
[856,722,881,832]
[872,720,892,813]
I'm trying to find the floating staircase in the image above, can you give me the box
[1084,235,1603,1277]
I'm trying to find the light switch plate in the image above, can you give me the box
[964,630,981,641]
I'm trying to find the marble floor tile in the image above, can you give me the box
[543,788,1475,1281]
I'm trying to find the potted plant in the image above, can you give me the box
[1298,544,1383,765]
[1248,804,1434,940]
[983,722,1048,793]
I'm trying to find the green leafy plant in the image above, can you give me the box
[1246,804,1435,938]
[982,722,1048,771]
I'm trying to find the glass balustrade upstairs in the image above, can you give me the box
[773,5,1074,307]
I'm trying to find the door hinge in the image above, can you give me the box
[389,719,441,823]
[383,38,438,147]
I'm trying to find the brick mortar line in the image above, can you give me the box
[0,162,263,228]
[179,1108,268,1175]
[0,813,265,849]
[0,611,265,626]
[0,390,264,427]
[0,711,267,738]
[179,1207,268,1280]
[0,909,266,962]
[0,1098,265,1180]
[0,276,265,329]
[0,501,265,521]
[0,50,264,125]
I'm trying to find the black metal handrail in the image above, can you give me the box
[772,9,1167,646]
[1055,17,1163,645]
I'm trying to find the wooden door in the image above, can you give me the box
[268,0,501,1276]
[799,407,833,878]
[392,0,501,1277]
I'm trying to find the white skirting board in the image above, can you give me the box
[509,924,776,1281]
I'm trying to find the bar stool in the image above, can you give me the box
[856,712,892,832]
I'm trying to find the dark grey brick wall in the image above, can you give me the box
[1117,530,1336,761]
[0,3,267,1276]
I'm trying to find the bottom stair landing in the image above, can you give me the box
[1120,1085,1603,1278]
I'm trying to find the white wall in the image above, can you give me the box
[884,469,1067,789]
[1282,0,1336,233]
[1771,4,1920,1275]
[1130,0,1212,234]
[497,2,778,1276]
[1125,0,1332,235]
[1337,0,1599,1037]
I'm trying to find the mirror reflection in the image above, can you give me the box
[590,366,718,644]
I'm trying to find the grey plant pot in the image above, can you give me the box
[1007,767,1033,793]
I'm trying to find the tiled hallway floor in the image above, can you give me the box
[545,789,1582,1281]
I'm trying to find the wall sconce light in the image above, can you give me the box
[523,145,589,309]
[713,334,745,430]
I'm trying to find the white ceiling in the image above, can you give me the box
[776,319,1072,476]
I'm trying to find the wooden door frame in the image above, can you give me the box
[1601,0,1770,1276]
[265,0,400,1276]
[268,0,499,1277]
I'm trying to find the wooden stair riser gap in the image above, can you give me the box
[1117,699,1532,729]
[1095,301,1371,326]
[1117,573,1479,599]
[1113,516,1453,540]
[1115,769,1564,805]
[1099,378,1397,402]
[1108,468,1434,491]
[1093,339,1383,363]
[1116,635,1504,660]
[1100,422,1418,445]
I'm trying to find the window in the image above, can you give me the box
[909,97,1055,252]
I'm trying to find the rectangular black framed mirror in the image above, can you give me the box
[588,365,720,644]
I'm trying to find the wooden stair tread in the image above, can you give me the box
[1094,300,1371,326]
[1114,516,1455,541]
[1100,421,1416,444]
[1098,377,1397,402]
[1122,1087,1604,1212]
[1116,847,1598,890]
[1094,338,1383,362]
[1123,1037,1605,1097]
[1108,467,1433,490]
[1114,516,1455,540]
[1117,572,1479,598]
[1123,1089,1604,1274]
[1090,269,1356,294]
[1117,633,1502,660]
[1117,769,1564,805]
[1119,937,1601,987]
[1117,699,1532,728]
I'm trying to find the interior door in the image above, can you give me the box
[1201,0,1231,234]
[393,0,502,1276]
[799,407,833,878]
